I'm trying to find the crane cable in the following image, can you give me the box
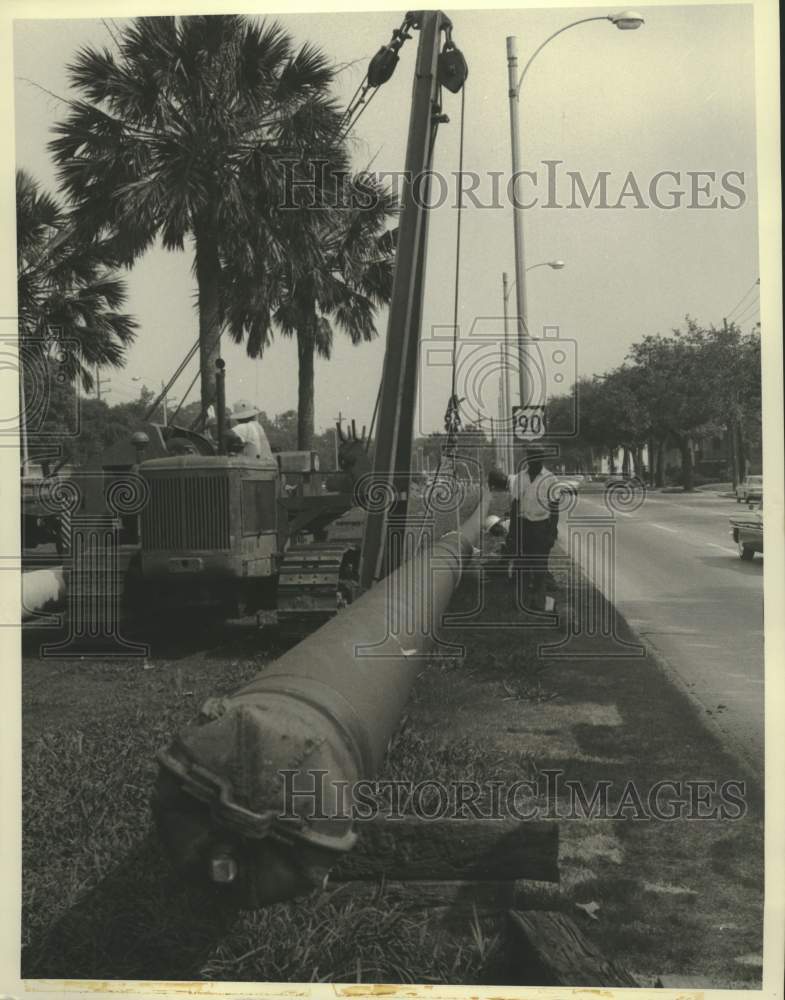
[421,82,467,541]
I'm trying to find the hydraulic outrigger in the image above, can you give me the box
[153,11,474,906]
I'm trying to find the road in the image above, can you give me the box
[568,488,764,774]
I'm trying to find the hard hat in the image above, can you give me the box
[232,400,260,420]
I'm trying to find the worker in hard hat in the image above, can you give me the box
[227,400,275,463]
[489,448,559,610]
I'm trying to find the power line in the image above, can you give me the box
[734,299,760,328]
[725,278,759,322]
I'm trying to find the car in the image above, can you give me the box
[729,505,763,560]
[555,474,581,490]
[736,474,763,503]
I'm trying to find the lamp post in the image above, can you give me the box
[506,11,644,408]
[501,261,565,472]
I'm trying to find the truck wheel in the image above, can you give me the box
[738,541,754,561]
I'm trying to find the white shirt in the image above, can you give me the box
[232,420,275,463]
[507,467,556,522]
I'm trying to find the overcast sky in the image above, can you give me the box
[13,3,759,435]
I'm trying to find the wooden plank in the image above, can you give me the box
[507,910,640,987]
[331,816,559,883]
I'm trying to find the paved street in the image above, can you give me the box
[568,489,764,775]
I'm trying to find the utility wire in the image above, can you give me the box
[728,292,758,324]
[734,299,760,328]
[725,279,759,322]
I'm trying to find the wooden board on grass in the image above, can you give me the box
[507,909,640,987]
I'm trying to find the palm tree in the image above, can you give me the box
[225,172,397,450]
[16,168,137,388]
[49,15,347,415]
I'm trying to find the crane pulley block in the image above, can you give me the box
[438,41,468,93]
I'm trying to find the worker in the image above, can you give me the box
[489,448,559,610]
[228,400,275,463]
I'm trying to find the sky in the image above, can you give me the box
[12,3,760,436]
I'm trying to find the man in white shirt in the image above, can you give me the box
[228,400,275,463]
[495,449,559,610]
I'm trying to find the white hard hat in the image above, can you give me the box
[232,399,260,420]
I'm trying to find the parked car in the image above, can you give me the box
[729,506,763,560]
[736,474,763,503]
[555,475,581,490]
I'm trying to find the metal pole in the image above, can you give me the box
[161,380,168,428]
[506,37,528,409]
[19,364,29,476]
[215,360,226,455]
[334,411,342,468]
[501,271,515,474]
[360,11,448,591]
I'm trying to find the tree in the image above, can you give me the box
[628,329,717,491]
[225,173,396,450]
[546,388,598,473]
[49,15,346,415]
[16,169,137,390]
[678,319,761,486]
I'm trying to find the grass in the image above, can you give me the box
[20,636,504,983]
[20,521,763,987]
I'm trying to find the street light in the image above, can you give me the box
[506,12,644,408]
[505,260,566,300]
[500,260,566,473]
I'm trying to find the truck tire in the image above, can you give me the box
[738,540,754,561]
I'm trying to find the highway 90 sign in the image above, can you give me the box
[512,405,547,441]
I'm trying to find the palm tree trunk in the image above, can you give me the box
[194,223,222,419]
[297,329,315,450]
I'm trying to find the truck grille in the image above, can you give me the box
[141,475,231,551]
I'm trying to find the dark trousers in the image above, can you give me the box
[512,513,552,610]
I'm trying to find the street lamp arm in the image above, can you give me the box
[504,260,565,298]
[516,16,609,94]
